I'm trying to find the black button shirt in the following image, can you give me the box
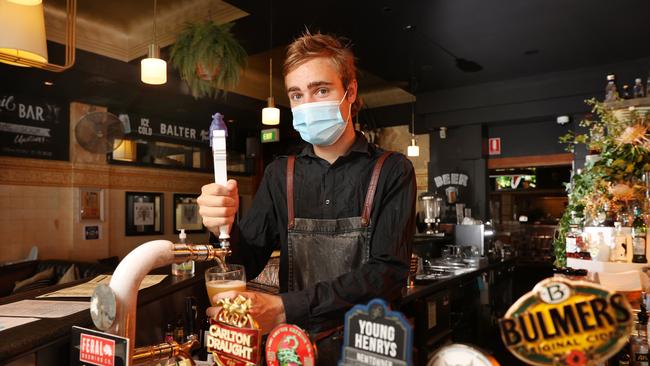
[226,132,416,330]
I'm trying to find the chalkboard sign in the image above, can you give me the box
[0,93,69,160]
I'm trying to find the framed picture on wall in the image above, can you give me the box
[125,192,163,236]
[79,188,103,221]
[173,193,204,233]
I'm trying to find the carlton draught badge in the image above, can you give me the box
[207,295,261,366]
[499,277,633,366]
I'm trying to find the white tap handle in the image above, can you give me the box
[211,130,230,244]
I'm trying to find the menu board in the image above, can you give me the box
[0,93,69,160]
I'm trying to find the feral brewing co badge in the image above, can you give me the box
[340,299,413,366]
[207,295,261,366]
[265,324,315,366]
[499,277,633,366]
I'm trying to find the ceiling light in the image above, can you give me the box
[0,0,76,71]
[406,102,419,157]
[141,45,167,85]
[141,0,166,85]
[262,59,280,125]
[44,81,53,86]
[262,2,279,125]
[440,127,447,139]
[8,0,42,5]
[0,1,47,66]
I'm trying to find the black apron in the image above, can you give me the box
[285,152,392,365]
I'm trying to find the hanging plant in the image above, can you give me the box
[170,21,247,99]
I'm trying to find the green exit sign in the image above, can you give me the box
[261,128,280,143]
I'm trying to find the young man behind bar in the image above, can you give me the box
[198,31,416,363]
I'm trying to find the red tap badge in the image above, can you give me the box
[265,324,315,366]
[206,295,261,366]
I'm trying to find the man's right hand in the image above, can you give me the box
[197,180,239,236]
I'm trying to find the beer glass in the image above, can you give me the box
[204,264,246,306]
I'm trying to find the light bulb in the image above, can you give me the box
[141,57,167,85]
[407,138,419,157]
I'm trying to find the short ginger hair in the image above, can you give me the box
[283,31,362,115]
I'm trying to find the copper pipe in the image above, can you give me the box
[132,335,199,365]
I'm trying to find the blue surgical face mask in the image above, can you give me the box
[291,90,351,146]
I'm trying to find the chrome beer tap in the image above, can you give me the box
[89,240,231,365]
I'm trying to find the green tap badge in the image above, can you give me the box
[499,277,633,366]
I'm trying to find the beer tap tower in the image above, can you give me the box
[89,239,231,365]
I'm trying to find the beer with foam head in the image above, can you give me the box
[205,264,246,306]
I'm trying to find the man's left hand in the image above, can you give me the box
[206,290,286,334]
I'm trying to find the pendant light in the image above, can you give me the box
[261,0,279,125]
[262,59,280,125]
[0,0,77,72]
[141,0,167,85]
[407,102,420,157]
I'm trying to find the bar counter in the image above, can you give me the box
[0,259,519,365]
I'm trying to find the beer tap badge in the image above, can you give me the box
[499,277,633,366]
[265,324,315,366]
[340,299,413,366]
[207,295,261,366]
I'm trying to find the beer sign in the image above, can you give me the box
[340,299,413,366]
[265,324,315,366]
[206,295,261,366]
[499,277,633,366]
[70,326,129,366]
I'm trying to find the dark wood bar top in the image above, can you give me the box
[0,262,212,364]
[401,257,516,304]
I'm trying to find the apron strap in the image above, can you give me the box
[287,155,296,230]
[361,151,392,227]
[286,151,392,229]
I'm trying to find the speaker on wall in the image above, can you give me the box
[246,137,260,158]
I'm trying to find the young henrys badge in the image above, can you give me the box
[499,277,633,366]
[340,299,413,366]
[206,295,261,366]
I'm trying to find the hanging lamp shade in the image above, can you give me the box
[407,138,420,157]
[141,44,167,85]
[0,1,48,66]
[262,96,280,125]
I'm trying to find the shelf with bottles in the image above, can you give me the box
[604,95,650,111]
[567,257,649,274]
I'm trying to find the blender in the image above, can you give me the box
[421,194,444,236]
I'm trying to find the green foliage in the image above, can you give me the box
[554,98,650,267]
[169,21,247,99]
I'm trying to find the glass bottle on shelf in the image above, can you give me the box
[623,84,632,100]
[633,205,648,264]
[613,342,631,366]
[606,74,619,102]
[174,317,184,343]
[634,78,646,98]
[631,303,649,366]
[566,211,589,259]
[612,222,632,263]
[164,323,174,344]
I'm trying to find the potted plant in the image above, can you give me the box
[170,21,247,99]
